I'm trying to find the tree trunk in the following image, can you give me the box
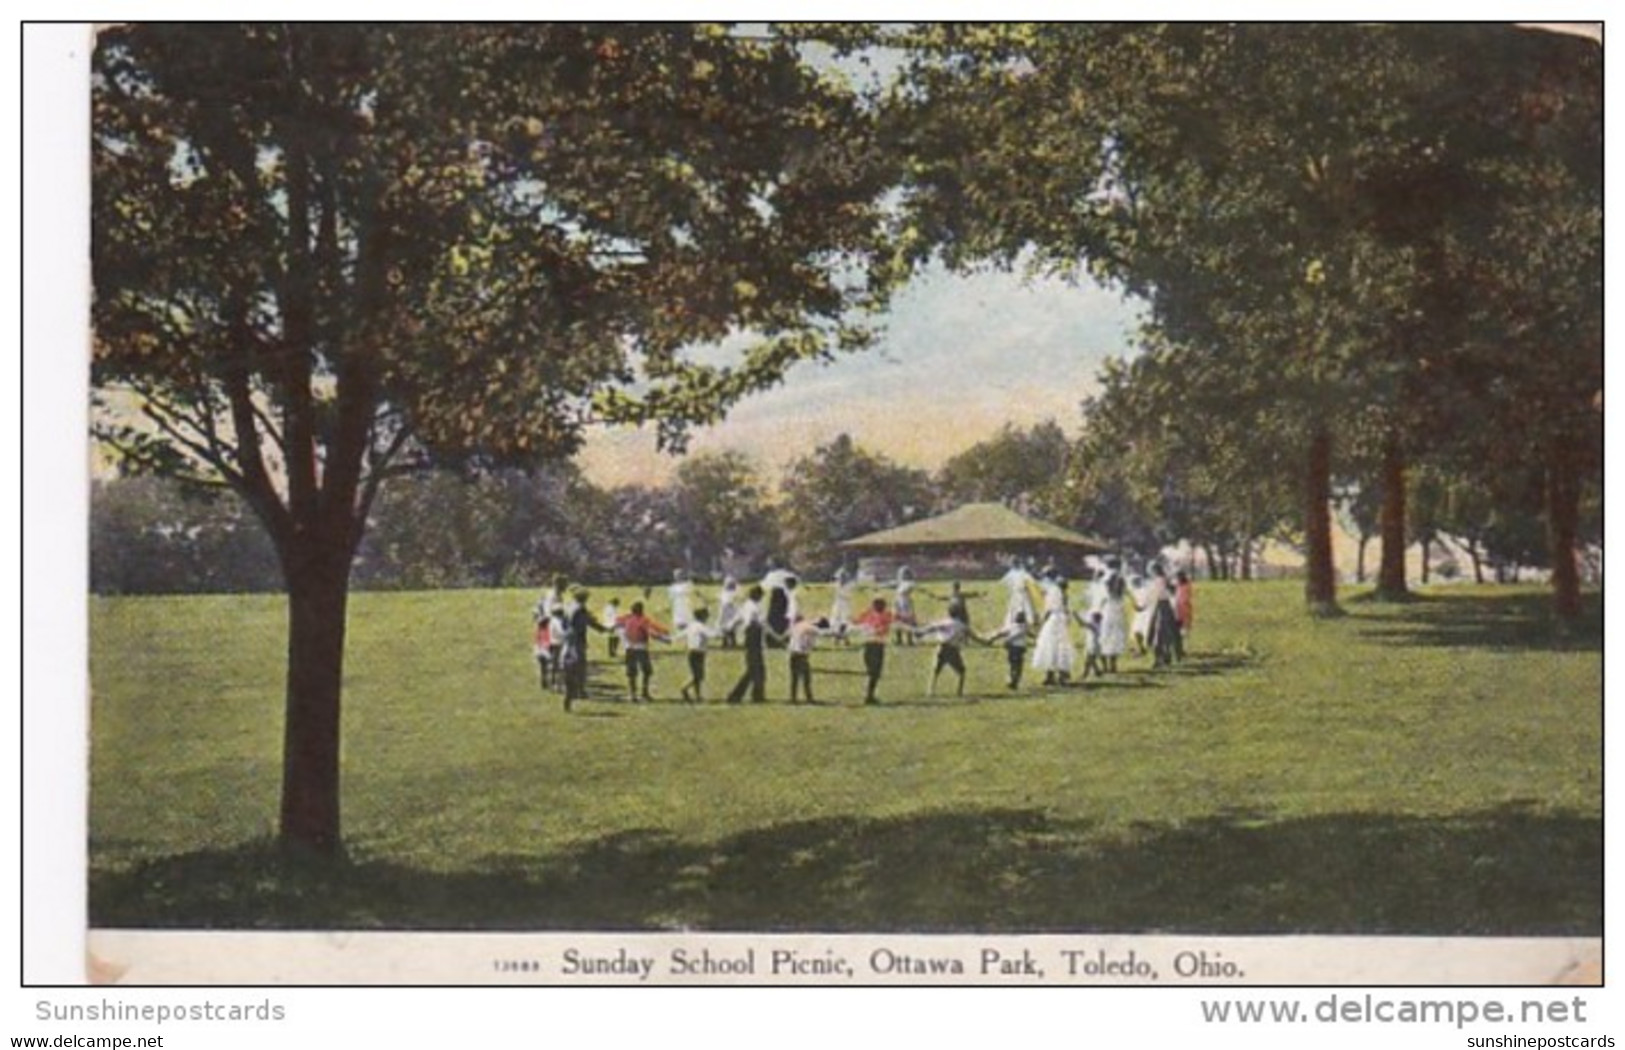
[278,540,352,855]
[1375,435,1410,601]
[1201,543,1219,581]
[1355,534,1369,584]
[1420,536,1431,584]
[1546,439,1582,622]
[1466,539,1485,585]
[1240,540,1254,581]
[1304,427,1340,614]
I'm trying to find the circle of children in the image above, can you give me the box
[531,558,1195,711]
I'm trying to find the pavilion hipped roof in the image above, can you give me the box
[840,502,1110,553]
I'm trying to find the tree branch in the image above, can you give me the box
[137,397,244,485]
[222,355,295,548]
[354,422,418,530]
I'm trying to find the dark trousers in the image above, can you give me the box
[625,648,653,696]
[1151,603,1182,667]
[789,652,813,702]
[1005,645,1027,688]
[727,627,767,703]
[862,643,886,701]
[687,651,707,689]
[564,657,589,703]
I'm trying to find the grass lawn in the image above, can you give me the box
[87,580,1601,933]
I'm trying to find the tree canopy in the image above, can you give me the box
[92,23,898,853]
[877,22,1599,616]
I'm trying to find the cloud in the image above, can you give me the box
[580,265,1143,488]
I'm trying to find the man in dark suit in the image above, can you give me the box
[562,588,606,711]
[726,585,770,704]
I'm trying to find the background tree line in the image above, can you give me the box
[93,413,1588,594]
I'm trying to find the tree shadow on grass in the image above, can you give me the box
[91,802,1598,935]
[1352,590,1601,653]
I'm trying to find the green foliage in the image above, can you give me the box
[1073,343,1297,562]
[94,24,895,477]
[935,420,1071,516]
[882,24,1599,613]
[670,450,779,575]
[352,464,601,590]
[90,477,281,594]
[778,434,937,574]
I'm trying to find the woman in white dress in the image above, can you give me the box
[1030,573,1076,686]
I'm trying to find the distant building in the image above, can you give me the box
[840,502,1111,580]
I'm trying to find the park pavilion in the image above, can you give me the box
[840,502,1111,581]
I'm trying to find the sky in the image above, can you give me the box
[579,263,1145,489]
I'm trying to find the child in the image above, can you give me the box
[853,598,896,705]
[1129,573,1152,656]
[942,581,983,630]
[1174,570,1194,658]
[892,567,918,645]
[616,601,670,702]
[717,576,741,649]
[986,612,1032,691]
[601,597,623,659]
[678,607,721,703]
[547,601,570,694]
[532,614,554,691]
[537,574,569,683]
[1077,609,1105,680]
[785,615,829,704]
[829,567,856,644]
[914,615,973,698]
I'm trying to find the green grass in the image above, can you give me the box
[87,581,1601,933]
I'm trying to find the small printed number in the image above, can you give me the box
[493,959,542,973]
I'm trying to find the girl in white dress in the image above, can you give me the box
[1000,558,1037,629]
[668,569,695,629]
[829,567,856,643]
[716,576,741,648]
[1129,573,1153,655]
[893,566,919,645]
[1030,574,1076,686]
[1096,573,1129,673]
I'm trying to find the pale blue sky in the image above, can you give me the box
[580,263,1145,487]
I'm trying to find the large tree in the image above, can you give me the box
[778,434,937,574]
[670,450,779,576]
[92,24,893,853]
[880,23,1598,617]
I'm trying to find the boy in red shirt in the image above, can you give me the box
[616,601,670,702]
[853,598,896,705]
